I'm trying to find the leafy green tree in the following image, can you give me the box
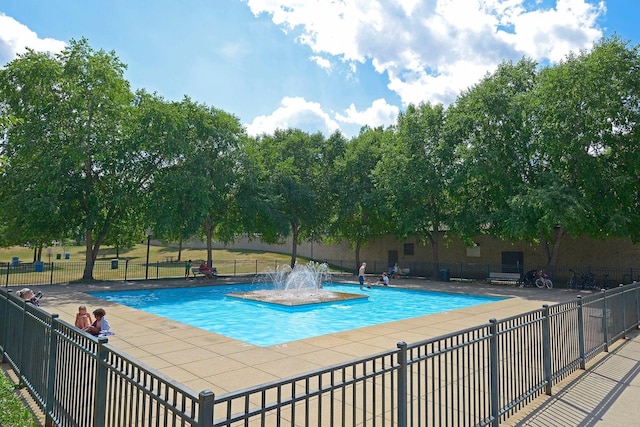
[330,126,390,269]
[527,36,640,265]
[248,129,332,267]
[446,59,542,261]
[132,93,198,261]
[376,103,455,265]
[0,39,167,280]
[0,49,69,255]
[448,38,640,271]
[147,97,247,268]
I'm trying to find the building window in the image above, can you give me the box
[403,243,414,256]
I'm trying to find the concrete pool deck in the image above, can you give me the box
[26,276,640,425]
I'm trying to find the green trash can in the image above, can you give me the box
[64,253,70,260]
[11,257,19,266]
[440,268,450,282]
[111,259,119,269]
[56,253,61,259]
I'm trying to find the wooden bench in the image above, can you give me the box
[487,272,521,284]
[191,267,217,278]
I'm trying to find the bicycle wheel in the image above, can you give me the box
[535,278,545,288]
[545,279,553,289]
[567,277,576,288]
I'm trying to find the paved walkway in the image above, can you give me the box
[505,330,640,426]
[23,277,640,425]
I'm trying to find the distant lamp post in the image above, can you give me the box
[145,227,153,280]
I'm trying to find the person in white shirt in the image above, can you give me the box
[84,308,114,337]
[376,272,390,286]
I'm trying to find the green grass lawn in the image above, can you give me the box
[0,369,38,427]
[0,244,332,285]
[0,244,296,264]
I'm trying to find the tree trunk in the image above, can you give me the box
[204,217,214,268]
[541,227,567,277]
[177,236,183,262]
[83,229,95,281]
[427,232,439,264]
[355,239,362,273]
[290,221,299,268]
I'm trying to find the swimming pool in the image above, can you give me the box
[90,283,505,346]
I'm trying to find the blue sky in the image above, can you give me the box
[1,0,638,138]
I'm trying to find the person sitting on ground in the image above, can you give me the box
[84,308,114,337]
[391,263,400,279]
[75,305,93,329]
[376,272,390,286]
[16,288,43,306]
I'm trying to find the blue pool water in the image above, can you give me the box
[90,283,504,347]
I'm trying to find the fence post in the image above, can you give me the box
[636,282,640,328]
[44,315,59,427]
[5,262,9,287]
[93,337,109,427]
[600,289,609,352]
[197,390,215,427]
[541,305,553,395]
[577,296,586,369]
[489,318,500,427]
[620,284,627,339]
[0,289,9,362]
[396,341,407,427]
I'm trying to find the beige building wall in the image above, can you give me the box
[190,233,640,270]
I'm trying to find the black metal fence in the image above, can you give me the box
[2,282,639,426]
[2,258,639,288]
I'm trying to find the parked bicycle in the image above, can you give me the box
[535,271,553,289]
[519,269,553,289]
[567,269,584,289]
[567,269,616,290]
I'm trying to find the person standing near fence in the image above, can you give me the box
[185,260,192,278]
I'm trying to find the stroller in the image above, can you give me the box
[519,270,539,288]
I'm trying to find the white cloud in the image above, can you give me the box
[246,0,605,106]
[0,13,66,65]
[245,96,341,136]
[309,55,331,71]
[335,98,399,129]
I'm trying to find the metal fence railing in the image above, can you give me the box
[3,258,640,288]
[1,283,639,426]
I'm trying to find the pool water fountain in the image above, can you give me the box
[227,261,368,306]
